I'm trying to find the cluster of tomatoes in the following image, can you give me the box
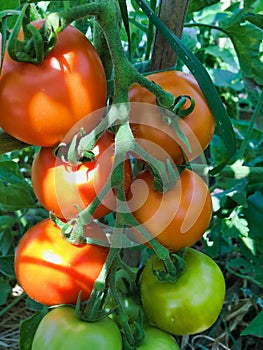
[0,21,226,350]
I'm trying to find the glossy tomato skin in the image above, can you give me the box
[127,168,212,251]
[0,21,107,146]
[140,248,226,335]
[106,295,143,326]
[129,70,215,163]
[136,326,180,350]
[31,131,127,219]
[32,306,122,350]
[14,218,109,306]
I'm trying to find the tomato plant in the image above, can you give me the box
[140,248,226,335]
[129,70,215,164]
[0,21,107,147]
[127,168,212,251]
[31,131,132,219]
[136,326,180,349]
[106,294,143,326]
[14,218,109,306]
[32,306,122,350]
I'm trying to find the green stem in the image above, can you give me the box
[185,22,230,37]
[145,0,157,61]
[108,263,139,349]
[190,163,263,183]
[82,247,120,322]
[226,264,262,288]
[93,21,113,80]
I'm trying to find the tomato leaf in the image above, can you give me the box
[0,255,15,277]
[0,277,12,306]
[0,0,20,29]
[118,0,131,54]
[0,230,13,255]
[241,310,263,337]
[19,307,48,350]
[188,0,220,13]
[0,215,16,230]
[243,191,263,255]
[0,160,36,210]
[219,9,263,86]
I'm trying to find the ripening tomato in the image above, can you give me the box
[136,326,181,349]
[127,168,212,251]
[14,218,109,306]
[0,21,107,146]
[31,131,132,220]
[129,70,215,163]
[140,248,226,335]
[32,306,122,350]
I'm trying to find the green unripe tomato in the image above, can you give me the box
[140,248,225,335]
[136,326,181,349]
[32,306,122,350]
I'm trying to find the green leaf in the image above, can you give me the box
[0,160,36,211]
[0,230,13,255]
[241,310,263,337]
[0,255,15,277]
[26,296,44,312]
[118,0,131,53]
[222,206,250,243]
[188,0,220,13]
[213,179,248,208]
[245,13,263,30]
[243,191,263,254]
[0,0,20,29]
[0,0,20,11]
[210,68,243,91]
[0,277,11,305]
[0,215,16,230]
[219,9,263,86]
[204,45,238,69]
[19,307,48,350]
[210,134,228,166]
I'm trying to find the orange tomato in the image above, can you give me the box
[0,21,107,146]
[15,218,109,306]
[32,131,132,220]
[129,70,215,164]
[127,168,212,251]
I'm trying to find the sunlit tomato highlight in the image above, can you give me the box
[14,218,109,306]
[31,132,132,220]
[0,21,107,146]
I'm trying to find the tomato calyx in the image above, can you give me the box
[106,259,146,350]
[7,5,58,64]
[151,250,187,283]
[71,246,145,349]
[50,214,110,247]
[54,130,100,166]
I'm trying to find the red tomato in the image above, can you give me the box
[127,168,212,251]
[31,131,132,220]
[0,21,107,146]
[15,218,109,306]
[129,70,215,164]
